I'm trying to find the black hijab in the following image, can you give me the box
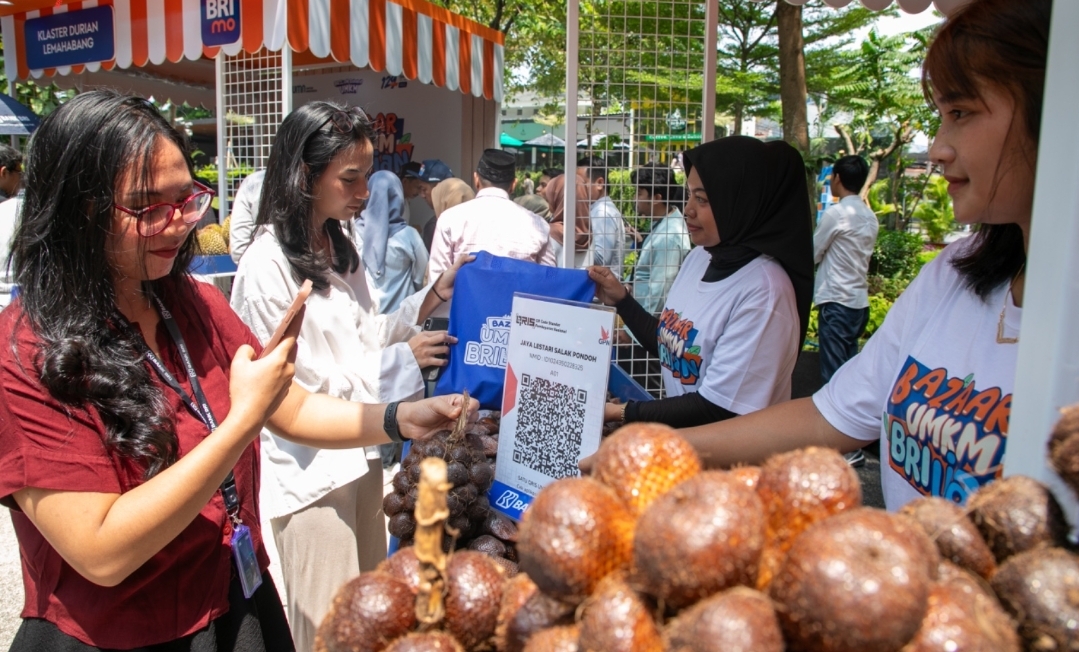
[682,136,815,345]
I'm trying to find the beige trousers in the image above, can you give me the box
[270,467,386,652]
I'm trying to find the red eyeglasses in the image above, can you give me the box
[113,181,215,237]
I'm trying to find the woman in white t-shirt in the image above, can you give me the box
[589,136,814,428]
[230,102,469,652]
[675,0,1047,512]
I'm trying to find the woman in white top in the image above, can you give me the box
[230,101,468,652]
[352,171,428,314]
[590,136,814,429]
[674,0,1047,512]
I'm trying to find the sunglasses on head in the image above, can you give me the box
[318,107,371,135]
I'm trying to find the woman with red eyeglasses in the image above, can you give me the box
[0,91,476,651]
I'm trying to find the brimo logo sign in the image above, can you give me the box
[206,0,237,32]
[202,0,241,46]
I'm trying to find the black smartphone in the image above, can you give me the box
[421,317,450,383]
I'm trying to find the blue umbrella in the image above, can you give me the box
[0,94,40,136]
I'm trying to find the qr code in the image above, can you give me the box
[512,374,587,479]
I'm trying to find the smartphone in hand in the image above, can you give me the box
[421,317,450,382]
[259,279,313,359]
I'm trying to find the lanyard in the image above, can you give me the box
[113,297,242,523]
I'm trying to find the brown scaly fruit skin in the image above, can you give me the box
[592,423,702,516]
[577,573,664,652]
[633,471,766,610]
[663,587,783,652]
[383,632,465,652]
[1049,403,1079,498]
[769,508,937,652]
[521,625,580,652]
[495,574,575,652]
[377,547,422,595]
[990,547,1079,652]
[728,465,761,491]
[495,574,539,652]
[967,475,1070,564]
[315,572,417,652]
[755,446,862,589]
[444,551,506,651]
[935,560,1001,606]
[900,496,997,579]
[517,477,635,604]
[900,580,1020,652]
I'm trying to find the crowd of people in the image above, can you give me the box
[0,0,1054,649]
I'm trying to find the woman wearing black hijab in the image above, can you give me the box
[590,136,813,428]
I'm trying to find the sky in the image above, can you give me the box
[873,7,946,37]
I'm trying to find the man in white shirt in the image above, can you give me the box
[427,149,556,279]
[813,155,879,383]
[579,155,627,278]
[228,169,265,263]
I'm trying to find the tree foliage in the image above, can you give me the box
[0,35,76,122]
[823,28,938,195]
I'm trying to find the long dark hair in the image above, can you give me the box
[922,0,1050,299]
[256,101,374,291]
[10,90,198,478]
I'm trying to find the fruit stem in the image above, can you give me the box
[447,389,470,446]
[415,457,452,628]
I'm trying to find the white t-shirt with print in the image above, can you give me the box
[658,247,800,415]
[813,236,1018,511]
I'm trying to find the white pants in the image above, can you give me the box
[270,468,386,652]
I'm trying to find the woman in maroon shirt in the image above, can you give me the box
[0,91,475,650]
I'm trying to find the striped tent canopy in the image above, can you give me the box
[1,0,505,101]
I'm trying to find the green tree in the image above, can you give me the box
[715,1,881,143]
[911,174,954,244]
[826,28,937,196]
[715,1,777,136]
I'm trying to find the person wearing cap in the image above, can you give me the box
[406,158,453,209]
[405,159,449,233]
[427,149,556,280]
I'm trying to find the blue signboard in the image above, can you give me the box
[24,6,115,70]
[202,0,241,47]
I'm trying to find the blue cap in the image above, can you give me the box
[408,159,453,183]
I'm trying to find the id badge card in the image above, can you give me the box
[231,524,263,599]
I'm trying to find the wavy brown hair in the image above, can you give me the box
[10,91,198,478]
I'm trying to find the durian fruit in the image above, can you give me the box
[220,215,232,247]
[196,227,228,255]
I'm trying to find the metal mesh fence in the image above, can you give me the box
[575,0,710,397]
[222,48,285,212]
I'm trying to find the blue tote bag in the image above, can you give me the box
[434,251,595,409]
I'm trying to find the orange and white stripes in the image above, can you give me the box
[1,0,504,101]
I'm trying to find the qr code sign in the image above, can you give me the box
[512,374,586,479]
